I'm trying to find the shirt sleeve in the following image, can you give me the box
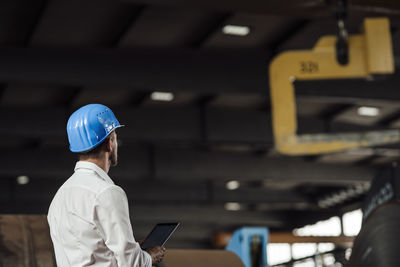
[94,186,152,267]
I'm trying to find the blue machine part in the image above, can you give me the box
[226,227,269,267]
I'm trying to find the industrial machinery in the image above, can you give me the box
[269,17,398,155]
[349,165,400,267]
[226,227,269,267]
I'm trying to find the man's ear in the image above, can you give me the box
[105,137,112,152]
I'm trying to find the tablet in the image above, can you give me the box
[140,223,180,249]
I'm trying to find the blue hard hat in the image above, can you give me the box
[67,104,124,152]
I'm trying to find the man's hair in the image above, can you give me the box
[77,136,110,160]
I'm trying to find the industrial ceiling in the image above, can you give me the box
[0,0,400,248]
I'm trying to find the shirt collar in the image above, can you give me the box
[74,161,115,185]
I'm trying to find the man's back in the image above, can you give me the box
[48,161,151,267]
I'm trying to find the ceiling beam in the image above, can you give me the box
[0,199,286,228]
[205,108,273,144]
[0,47,270,94]
[154,147,376,183]
[1,106,381,146]
[1,175,310,206]
[0,106,276,148]
[118,0,330,16]
[131,204,285,227]
[211,186,308,204]
[0,106,277,145]
[0,48,399,103]
[0,145,374,183]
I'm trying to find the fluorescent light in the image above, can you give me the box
[226,180,240,190]
[294,216,341,237]
[343,209,362,236]
[224,202,241,211]
[357,106,380,117]
[17,175,29,185]
[150,92,174,102]
[222,25,250,36]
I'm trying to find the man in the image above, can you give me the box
[48,104,165,266]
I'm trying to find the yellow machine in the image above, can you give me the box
[269,18,399,155]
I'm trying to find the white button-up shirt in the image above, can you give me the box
[48,161,152,267]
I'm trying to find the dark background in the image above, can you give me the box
[0,0,400,248]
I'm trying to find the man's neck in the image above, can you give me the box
[82,157,110,173]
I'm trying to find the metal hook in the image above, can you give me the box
[329,0,349,65]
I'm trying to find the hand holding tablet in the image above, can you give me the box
[145,246,165,265]
[140,223,180,250]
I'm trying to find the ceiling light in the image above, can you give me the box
[226,180,240,190]
[357,106,380,117]
[17,175,29,185]
[224,202,241,211]
[150,92,174,102]
[222,25,250,36]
